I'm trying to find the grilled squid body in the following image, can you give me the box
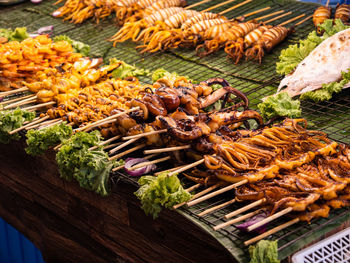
[313,6,331,29]
[277,28,350,97]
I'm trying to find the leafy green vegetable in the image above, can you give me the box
[54,35,90,56]
[300,68,350,102]
[25,122,72,156]
[56,130,114,196]
[0,108,35,144]
[135,172,192,219]
[110,58,149,79]
[258,92,301,120]
[0,27,29,42]
[276,19,350,75]
[151,68,190,83]
[249,240,280,263]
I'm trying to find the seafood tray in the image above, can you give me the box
[1,0,350,262]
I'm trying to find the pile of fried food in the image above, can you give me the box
[52,0,302,63]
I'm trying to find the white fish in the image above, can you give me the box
[277,28,350,97]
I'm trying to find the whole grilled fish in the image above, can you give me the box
[277,28,350,97]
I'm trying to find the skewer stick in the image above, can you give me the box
[9,116,50,134]
[294,14,312,27]
[109,143,146,161]
[103,142,122,151]
[278,13,305,27]
[203,0,237,12]
[21,101,55,111]
[98,135,121,147]
[225,198,266,219]
[127,156,171,171]
[250,10,285,22]
[122,129,167,141]
[26,118,59,130]
[84,118,117,132]
[38,119,63,130]
[214,208,263,230]
[3,96,37,109]
[0,94,35,105]
[76,107,139,132]
[0,87,29,97]
[185,183,201,193]
[168,159,204,176]
[236,6,271,20]
[325,0,330,7]
[144,145,190,155]
[185,0,211,9]
[112,153,159,172]
[247,207,293,232]
[187,179,248,207]
[219,0,253,15]
[263,11,292,24]
[53,143,62,151]
[23,116,40,125]
[244,218,300,246]
[109,137,139,155]
[199,199,236,217]
[154,164,188,176]
[173,182,222,209]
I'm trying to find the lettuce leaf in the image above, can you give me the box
[276,19,350,75]
[110,59,149,79]
[0,27,29,42]
[135,172,192,219]
[0,108,35,144]
[56,130,114,196]
[258,92,301,120]
[249,240,280,263]
[151,68,191,83]
[54,35,90,56]
[300,68,350,102]
[25,122,72,156]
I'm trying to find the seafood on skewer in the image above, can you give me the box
[334,4,350,24]
[313,5,331,33]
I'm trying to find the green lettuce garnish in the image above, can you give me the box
[276,19,350,75]
[56,130,114,196]
[25,122,72,156]
[135,172,192,219]
[0,27,29,42]
[54,35,90,56]
[151,68,191,83]
[0,108,35,144]
[300,68,350,102]
[249,240,280,263]
[258,92,301,120]
[110,58,149,79]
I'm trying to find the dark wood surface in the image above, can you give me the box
[0,139,238,263]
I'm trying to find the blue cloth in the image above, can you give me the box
[300,0,350,5]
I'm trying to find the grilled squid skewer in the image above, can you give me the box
[313,6,331,33]
[335,4,350,23]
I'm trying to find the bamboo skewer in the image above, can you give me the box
[144,145,191,155]
[154,164,188,176]
[38,119,63,130]
[89,135,121,151]
[187,179,248,207]
[244,218,300,246]
[0,94,35,105]
[185,183,201,193]
[9,115,50,134]
[26,118,60,130]
[203,0,237,12]
[294,14,313,27]
[199,198,236,217]
[84,118,118,132]
[185,0,211,10]
[250,10,285,22]
[76,107,140,132]
[127,156,171,171]
[237,6,271,20]
[0,87,29,97]
[21,101,56,111]
[263,11,292,24]
[173,182,222,209]
[109,137,139,155]
[103,142,122,151]
[3,96,37,109]
[23,116,40,125]
[109,143,146,161]
[112,153,159,172]
[122,129,167,141]
[278,13,305,27]
[219,0,253,15]
[225,198,266,219]
[214,209,263,231]
[247,207,293,232]
[168,159,204,176]
[325,0,330,7]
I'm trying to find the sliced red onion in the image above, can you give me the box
[236,211,268,234]
[37,26,54,35]
[0,97,3,102]
[52,11,61,17]
[124,157,156,177]
[31,0,42,3]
